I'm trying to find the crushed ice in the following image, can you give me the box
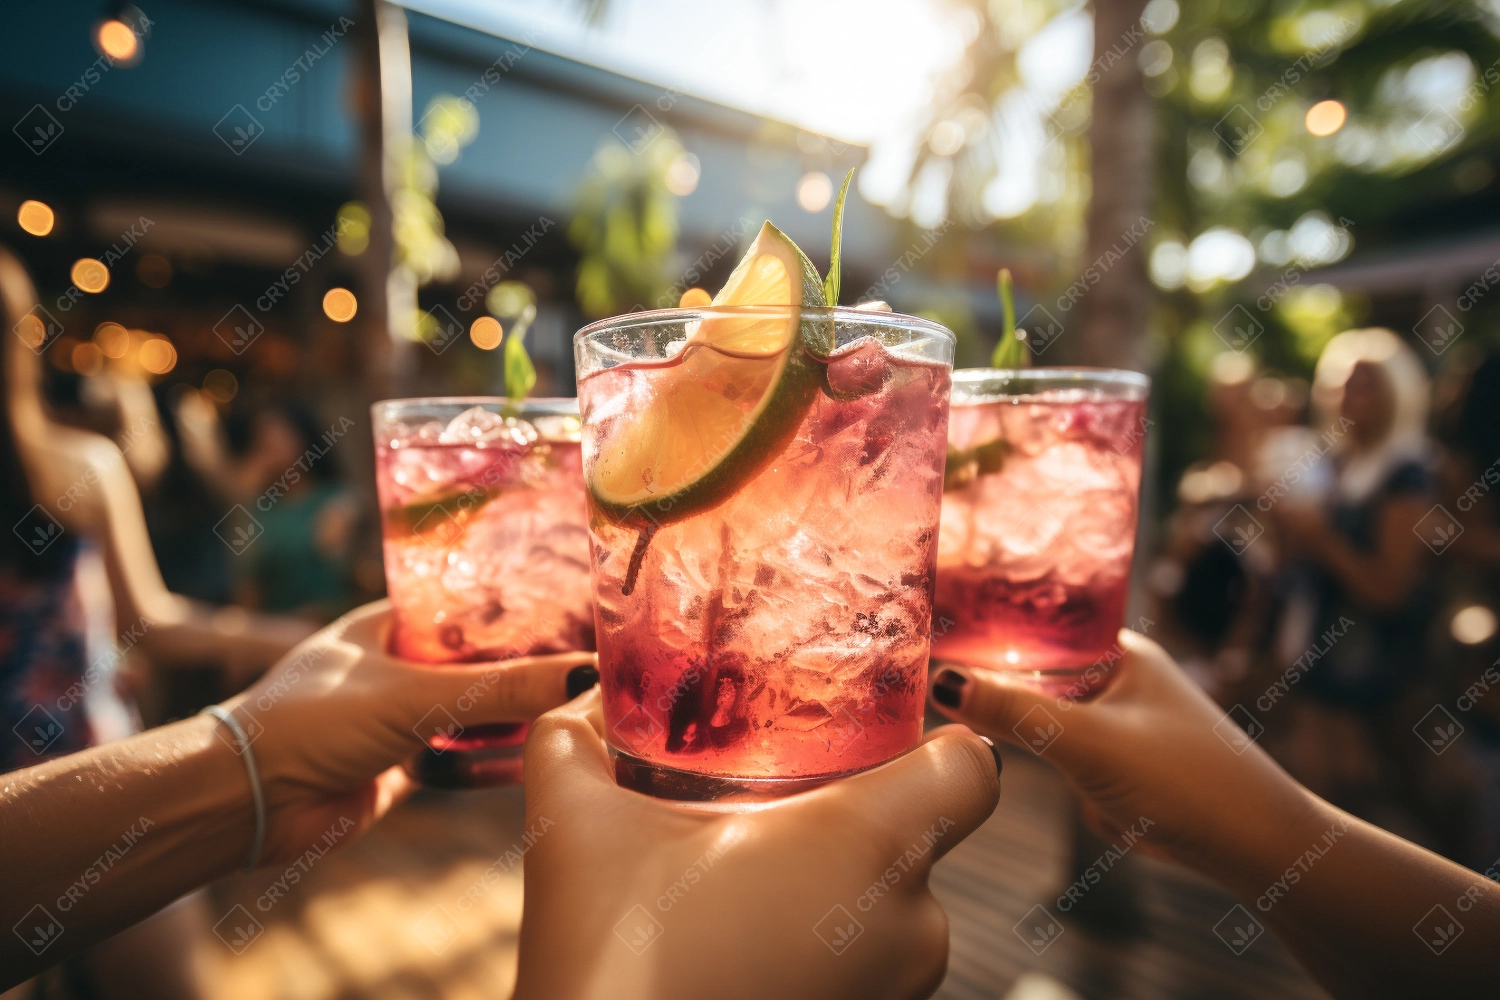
[438,406,538,447]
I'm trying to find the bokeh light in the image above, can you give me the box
[323,287,358,322]
[71,258,109,293]
[17,200,54,236]
[71,341,104,377]
[679,287,711,308]
[1184,227,1256,289]
[796,171,833,212]
[1306,99,1347,137]
[928,120,965,156]
[95,19,139,62]
[336,201,371,256]
[138,337,177,375]
[50,336,79,371]
[419,94,479,164]
[202,369,238,403]
[665,153,700,196]
[15,315,47,350]
[470,316,503,350]
[1452,605,1497,646]
[94,322,130,358]
[486,280,535,317]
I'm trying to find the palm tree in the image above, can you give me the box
[1073,0,1153,370]
[904,0,1155,369]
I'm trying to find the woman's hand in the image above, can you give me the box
[1,600,596,984]
[926,630,1318,883]
[514,692,1001,1000]
[926,631,1500,1000]
[223,599,597,865]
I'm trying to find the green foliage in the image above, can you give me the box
[395,94,478,287]
[569,135,683,317]
[889,1,1500,514]
[1141,0,1500,497]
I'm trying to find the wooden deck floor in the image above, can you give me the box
[206,752,1329,1000]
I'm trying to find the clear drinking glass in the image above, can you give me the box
[933,368,1150,697]
[372,397,594,787]
[576,305,955,800]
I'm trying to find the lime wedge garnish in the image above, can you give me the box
[587,221,827,525]
[383,486,497,540]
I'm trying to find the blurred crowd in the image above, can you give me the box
[42,347,371,622]
[1149,329,1500,876]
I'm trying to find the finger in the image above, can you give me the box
[928,664,1058,743]
[821,725,1000,873]
[929,663,1112,776]
[418,651,600,724]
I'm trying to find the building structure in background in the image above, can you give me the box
[0,0,877,403]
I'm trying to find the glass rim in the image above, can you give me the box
[373,395,577,411]
[952,366,1150,401]
[573,305,956,348]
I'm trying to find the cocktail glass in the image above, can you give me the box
[576,305,955,800]
[372,397,594,787]
[933,368,1150,698]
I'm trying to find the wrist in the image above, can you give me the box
[200,705,267,869]
[1195,770,1333,903]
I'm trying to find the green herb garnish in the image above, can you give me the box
[822,168,855,307]
[990,267,1028,369]
[504,303,538,402]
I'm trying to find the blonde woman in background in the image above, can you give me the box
[1271,328,1436,812]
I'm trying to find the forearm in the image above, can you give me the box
[0,716,251,984]
[143,600,317,674]
[1314,538,1412,611]
[1214,796,1498,999]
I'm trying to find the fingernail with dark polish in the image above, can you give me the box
[931,669,967,709]
[978,735,1002,776]
[566,665,600,699]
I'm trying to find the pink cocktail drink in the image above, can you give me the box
[577,307,955,799]
[934,369,1149,697]
[372,398,593,786]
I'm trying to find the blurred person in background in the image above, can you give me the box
[2,248,212,1000]
[2,246,321,998]
[1147,353,1306,695]
[136,385,237,607]
[176,392,359,621]
[1270,328,1436,818]
[1432,347,1500,872]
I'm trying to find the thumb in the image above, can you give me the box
[823,725,1000,872]
[522,687,616,800]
